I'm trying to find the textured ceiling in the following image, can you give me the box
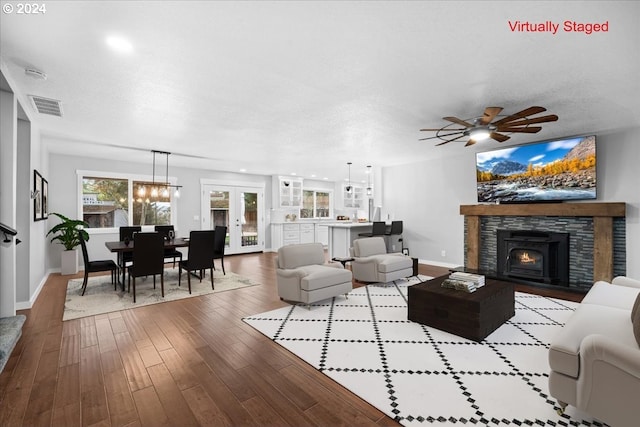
[1,1,638,183]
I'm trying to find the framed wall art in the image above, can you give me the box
[41,177,48,220]
[33,170,43,221]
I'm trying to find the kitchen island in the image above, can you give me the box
[327,222,373,259]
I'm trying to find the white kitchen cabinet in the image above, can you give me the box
[283,223,300,245]
[343,184,364,208]
[279,177,303,208]
[271,221,332,250]
[316,224,329,246]
[300,224,315,244]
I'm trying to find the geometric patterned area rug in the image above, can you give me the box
[243,276,604,426]
[63,267,259,321]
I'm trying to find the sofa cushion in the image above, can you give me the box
[300,265,352,291]
[377,254,413,273]
[278,242,325,269]
[582,281,640,311]
[549,304,636,378]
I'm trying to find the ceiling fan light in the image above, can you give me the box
[470,128,491,141]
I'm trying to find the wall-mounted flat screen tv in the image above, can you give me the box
[476,135,596,203]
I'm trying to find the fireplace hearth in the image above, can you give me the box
[497,230,569,286]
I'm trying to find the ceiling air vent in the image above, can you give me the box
[29,95,63,117]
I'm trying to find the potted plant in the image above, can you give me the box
[47,212,89,275]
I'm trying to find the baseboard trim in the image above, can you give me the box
[15,271,52,311]
[419,259,460,269]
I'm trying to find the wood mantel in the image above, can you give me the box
[460,202,626,283]
[460,202,625,217]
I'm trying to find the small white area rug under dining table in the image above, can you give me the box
[244,276,603,426]
[63,267,259,321]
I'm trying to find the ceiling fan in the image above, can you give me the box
[419,106,558,147]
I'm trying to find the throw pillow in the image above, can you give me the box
[632,292,640,320]
[634,312,640,347]
[633,294,640,347]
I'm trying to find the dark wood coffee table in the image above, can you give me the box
[407,275,515,342]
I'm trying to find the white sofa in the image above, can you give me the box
[350,237,413,283]
[275,242,352,306]
[548,276,640,426]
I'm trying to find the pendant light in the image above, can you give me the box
[345,162,353,193]
[366,165,372,196]
[145,150,183,199]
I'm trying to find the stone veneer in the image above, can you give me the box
[464,216,626,292]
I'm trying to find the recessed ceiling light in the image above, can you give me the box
[311,174,316,178]
[239,168,247,173]
[291,172,297,176]
[106,36,133,53]
[323,177,328,180]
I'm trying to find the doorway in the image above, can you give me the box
[201,183,264,254]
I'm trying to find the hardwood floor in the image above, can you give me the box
[0,253,582,426]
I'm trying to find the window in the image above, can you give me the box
[79,172,176,230]
[82,177,129,228]
[132,181,171,226]
[300,190,331,218]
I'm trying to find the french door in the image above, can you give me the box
[201,183,264,254]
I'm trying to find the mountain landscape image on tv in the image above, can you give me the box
[476,135,596,203]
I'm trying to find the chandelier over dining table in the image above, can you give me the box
[136,150,183,199]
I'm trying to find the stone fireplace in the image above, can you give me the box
[496,230,569,285]
[460,203,626,292]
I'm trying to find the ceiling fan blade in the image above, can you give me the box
[419,128,466,132]
[499,114,559,127]
[490,132,510,142]
[497,126,542,133]
[443,116,474,128]
[434,134,466,146]
[465,139,477,147]
[492,106,547,125]
[419,131,465,141]
[479,107,503,125]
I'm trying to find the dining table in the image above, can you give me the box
[105,237,190,289]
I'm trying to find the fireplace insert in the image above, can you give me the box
[497,230,569,286]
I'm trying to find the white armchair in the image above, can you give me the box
[350,237,413,283]
[275,242,352,306]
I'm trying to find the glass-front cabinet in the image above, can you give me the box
[278,177,303,208]
[343,184,364,208]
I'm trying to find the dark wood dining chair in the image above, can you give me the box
[154,225,183,268]
[119,226,141,283]
[79,233,118,296]
[128,232,165,303]
[178,230,216,294]
[212,226,227,275]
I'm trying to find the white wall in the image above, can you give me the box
[0,88,18,317]
[0,68,47,312]
[382,128,640,278]
[46,152,273,269]
[28,124,47,306]
[382,150,474,266]
[16,118,31,304]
